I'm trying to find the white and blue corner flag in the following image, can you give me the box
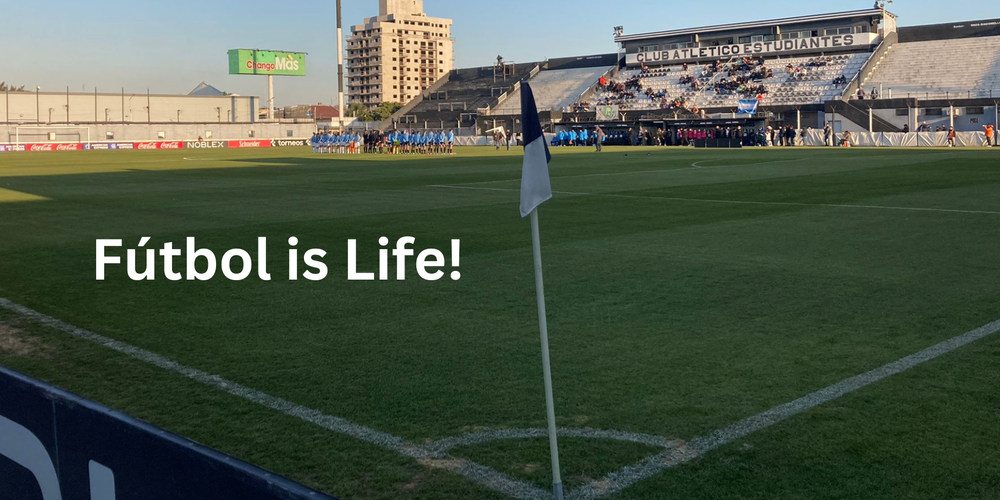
[519,83,552,218]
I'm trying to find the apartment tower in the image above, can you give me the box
[347,0,454,109]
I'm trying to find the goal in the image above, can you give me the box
[14,126,91,146]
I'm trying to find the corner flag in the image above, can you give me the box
[520,83,552,218]
[519,82,564,500]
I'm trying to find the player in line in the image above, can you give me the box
[312,129,455,155]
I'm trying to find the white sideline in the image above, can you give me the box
[428,185,1000,216]
[0,297,551,500]
[2,296,999,500]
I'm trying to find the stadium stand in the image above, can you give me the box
[863,36,1000,96]
[585,53,868,112]
[491,66,614,114]
[393,63,538,128]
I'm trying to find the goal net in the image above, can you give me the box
[13,126,91,146]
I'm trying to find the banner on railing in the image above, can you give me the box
[596,105,620,121]
[737,100,759,115]
[0,365,338,500]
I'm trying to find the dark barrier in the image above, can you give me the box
[694,138,743,148]
[0,365,339,500]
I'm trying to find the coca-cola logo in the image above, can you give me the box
[29,144,54,152]
[136,142,158,150]
[160,142,182,149]
[55,144,80,151]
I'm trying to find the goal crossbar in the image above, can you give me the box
[14,126,91,146]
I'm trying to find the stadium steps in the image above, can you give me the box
[864,36,1000,96]
[392,63,538,126]
[492,66,614,114]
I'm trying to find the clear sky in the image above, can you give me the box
[0,1,988,107]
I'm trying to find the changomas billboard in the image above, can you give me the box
[228,49,307,76]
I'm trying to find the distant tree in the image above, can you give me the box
[347,102,373,122]
[0,82,27,92]
[371,102,403,122]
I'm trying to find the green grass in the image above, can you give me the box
[0,145,998,499]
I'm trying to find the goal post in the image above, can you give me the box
[14,126,91,146]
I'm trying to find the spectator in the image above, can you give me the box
[984,124,995,147]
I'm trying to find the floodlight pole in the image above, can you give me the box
[267,75,275,121]
[336,0,345,131]
[35,86,40,125]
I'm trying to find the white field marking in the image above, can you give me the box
[431,151,960,188]
[0,297,550,500]
[437,158,812,188]
[690,157,806,169]
[566,317,1000,500]
[426,427,683,455]
[428,185,1000,216]
[5,294,1000,500]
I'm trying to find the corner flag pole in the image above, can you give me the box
[530,208,563,500]
[519,82,562,499]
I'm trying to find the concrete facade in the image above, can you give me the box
[0,122,317,144]
[0,90,259,125]
[347,0,454,109]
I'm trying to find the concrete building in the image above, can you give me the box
[0,89,259,125]
[0,89,317,143]
[347,0,454,109]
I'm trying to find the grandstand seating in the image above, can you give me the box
[397,64,537,127]
[586,53,868,111]
[864,36,1000,96]
[491,66,613,114]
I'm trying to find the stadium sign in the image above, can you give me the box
[24,143,85,152]
[135,141,184,150]
[185,140,229,149]
[0,365,338,500]
[228,49,307,77]
[228,140,272,148]
[626,33,878,65]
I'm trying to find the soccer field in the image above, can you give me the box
[1,146,998,500]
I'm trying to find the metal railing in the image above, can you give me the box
[883,89,1000,101]
[843,31,896,99]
